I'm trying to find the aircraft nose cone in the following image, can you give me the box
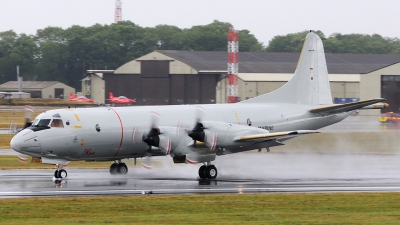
[10,129,41,155]
[10,132,23,151]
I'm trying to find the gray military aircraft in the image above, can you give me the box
[10,31,387,179]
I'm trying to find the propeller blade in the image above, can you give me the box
[8,120,17,135]
[23,105,34,129]
[205,132,217,151]
[17,155,28,163]
[150,111,161,128]
[159,136,171,155]
[141,151,153,170]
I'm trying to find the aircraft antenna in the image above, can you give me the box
[227,28,239,103]
[114,0,122,23]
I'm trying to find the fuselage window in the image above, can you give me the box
[51,119,64,128]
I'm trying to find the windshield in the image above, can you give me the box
[36,119,51,127]
[32,119,39,126]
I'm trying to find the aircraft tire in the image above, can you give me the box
[198,165,207,179]
[116,163,128,175]
[58,169,68,178]
[205,165,218,179]
[110,163,118,175]
[54,170,60,178]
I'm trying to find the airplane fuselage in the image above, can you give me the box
[11,103,351,161]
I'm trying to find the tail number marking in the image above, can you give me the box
[258,126,274,131]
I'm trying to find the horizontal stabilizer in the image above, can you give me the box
[310,98,387,114]
[236,130,320,142]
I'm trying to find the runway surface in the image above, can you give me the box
[1,153,400,198]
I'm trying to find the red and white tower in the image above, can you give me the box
[114,0,122,23]
[227,28,239,103]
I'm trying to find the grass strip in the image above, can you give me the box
[0,134,12,149]
[0,193,400,224]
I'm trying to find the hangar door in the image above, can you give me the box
[381,75,400,112]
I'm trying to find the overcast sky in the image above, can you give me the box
[1,0,399,46]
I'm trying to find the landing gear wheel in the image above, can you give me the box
[198,165,207,179]
[54,170,60,178]
[110,163,117,175]
[58,169,67,178]
[205,165,218,179]
[116,163,128,174]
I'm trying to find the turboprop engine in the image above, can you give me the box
[142,126,185,155]
[188,121,271,149]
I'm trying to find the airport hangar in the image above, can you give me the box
[83,50,400,116]
[0,81,75,99]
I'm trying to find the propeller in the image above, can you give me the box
[9,105,35,135]
[187,106,218,150]
[140,111,173,169]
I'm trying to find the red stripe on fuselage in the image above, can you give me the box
[110,108,124,157]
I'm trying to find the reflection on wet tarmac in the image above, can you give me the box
[1,153,400,197]
[198,179,218,186]
[379,123,400,130]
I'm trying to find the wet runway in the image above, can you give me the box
[1,153,400,198]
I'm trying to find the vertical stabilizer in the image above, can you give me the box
[241,31,332,105]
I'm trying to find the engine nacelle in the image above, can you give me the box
[201,121,270,148]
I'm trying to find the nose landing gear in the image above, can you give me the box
[198,163,218,179]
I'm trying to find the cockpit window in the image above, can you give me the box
[52,113,61,118]
[32,119,39,126]
[28,118,51,131]
[36,119,51,127]
[51,119,64,128]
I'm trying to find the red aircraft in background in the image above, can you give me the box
[106,92,136,104]
[69,93,95,103]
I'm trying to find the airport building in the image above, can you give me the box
[0,81,75,99]
[94,50,400,115]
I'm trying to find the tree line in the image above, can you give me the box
[1,21,400,90]
[0,20,261,89]
[265,30,400,54]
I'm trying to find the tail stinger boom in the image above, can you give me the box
[241,31,332,106]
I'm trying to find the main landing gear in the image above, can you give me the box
[198,163,218,179]
[54,164,67,179]
[110,160,128,175]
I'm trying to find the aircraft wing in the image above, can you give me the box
[310,98,387,114]
[235,130,319,142]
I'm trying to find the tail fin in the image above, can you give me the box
[109,92,114,99]
[241,31,332,105]
[69,93,74,99]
